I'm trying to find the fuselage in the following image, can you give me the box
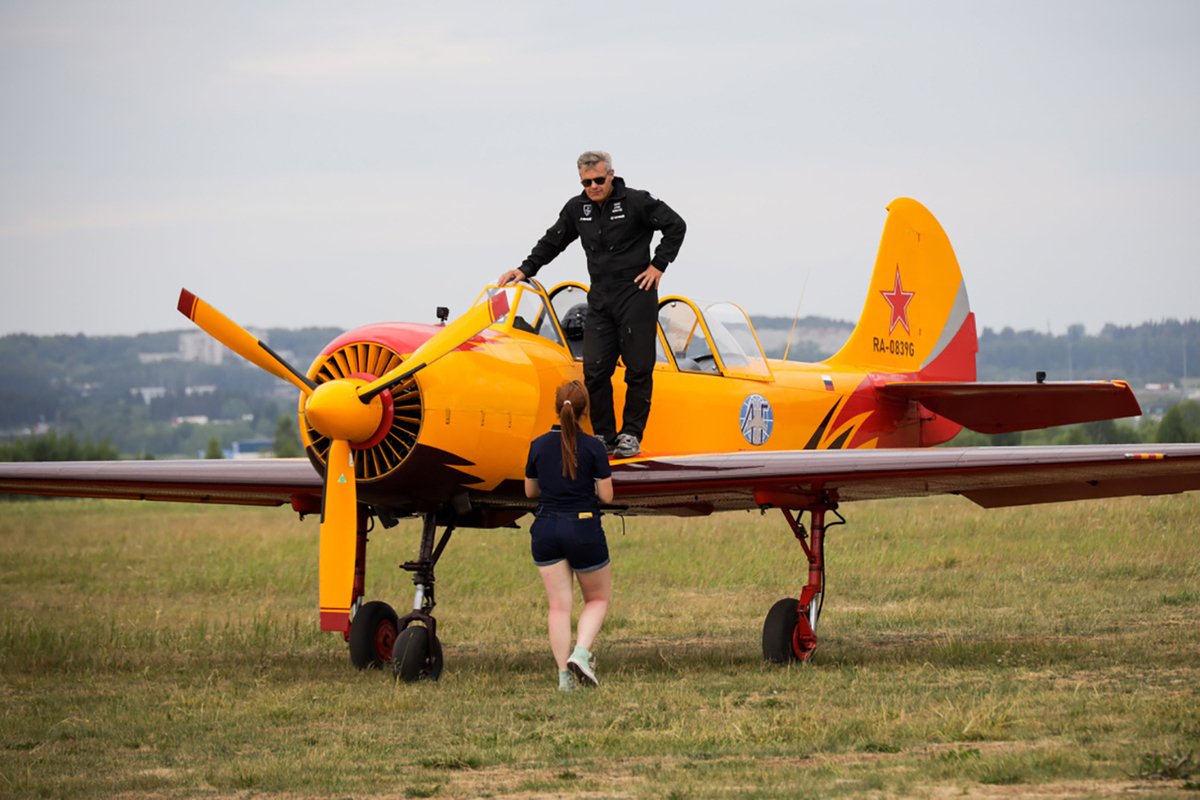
[298,280,965,515]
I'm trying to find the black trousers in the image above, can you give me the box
[583,281,658,442]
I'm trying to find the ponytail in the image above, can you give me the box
[560,400,578,480]
[555,381,589,480]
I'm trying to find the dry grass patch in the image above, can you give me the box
[2,494,1199,798]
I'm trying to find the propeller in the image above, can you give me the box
[177,287,510,630]
[358,290,511,402]
[177,290,316,396]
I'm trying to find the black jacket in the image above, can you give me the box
[519,177,686,288]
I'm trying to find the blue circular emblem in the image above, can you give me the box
[739,394,773,446]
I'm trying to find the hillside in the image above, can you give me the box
[753,316,1200,385]
[0,327,342,457]
[2,317,1198,457]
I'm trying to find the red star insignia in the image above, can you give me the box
[880,266,914,335]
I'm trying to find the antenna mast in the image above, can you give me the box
[782,269,812,362]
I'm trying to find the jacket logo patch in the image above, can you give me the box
[612,202,622,213]
[582,204,592,216]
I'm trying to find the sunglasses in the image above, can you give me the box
[580,175,609,188]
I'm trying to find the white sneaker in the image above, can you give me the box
[567,651,598,688]
[614,433,640,458]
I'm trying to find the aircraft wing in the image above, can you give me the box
[877,381,1141,434]
[6,444,1200,518]
[610,443,1200,514]
[0,459,322,507]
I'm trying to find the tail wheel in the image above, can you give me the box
[391,625,444,682]
[300,342,423,480]
[349,601,399,670]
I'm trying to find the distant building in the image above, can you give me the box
[179,332,225,365]
[231,439,273,459]
[138,352,181,364]
[140,328,269,366]
[131,386,167,405]
[184,384,218,396]
[172,415,210,425]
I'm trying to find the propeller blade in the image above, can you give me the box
[318,438,358,631]
[178,289,316,396]
[358,290,510,402]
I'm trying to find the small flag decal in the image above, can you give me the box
[822,375,834,391]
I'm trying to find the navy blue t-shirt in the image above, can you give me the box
[525,425,612,512]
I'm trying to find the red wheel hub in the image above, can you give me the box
[375,620,397,664]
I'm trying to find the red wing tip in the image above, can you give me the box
[177,289,197,319]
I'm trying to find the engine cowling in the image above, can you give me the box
[300,321,556,513]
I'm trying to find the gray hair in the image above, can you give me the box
[577,150,612,172]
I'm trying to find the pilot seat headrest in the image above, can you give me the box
[562,303,587,340]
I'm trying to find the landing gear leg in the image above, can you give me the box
[762,497,836,664]
[347,507,401,670]
[392,512,454,682]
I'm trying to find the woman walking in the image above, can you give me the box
[525,380,614,690]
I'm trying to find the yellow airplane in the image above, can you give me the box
[4,198,1199,681]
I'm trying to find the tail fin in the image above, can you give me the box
[828,198,977,381]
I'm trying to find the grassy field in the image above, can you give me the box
[1,494,1199,798]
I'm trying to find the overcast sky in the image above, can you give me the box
[2,1,1197,339]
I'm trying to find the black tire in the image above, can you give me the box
[348,601,399,670]
[391,625,444,682]
[762,598,801,664]
[427,633,444,681]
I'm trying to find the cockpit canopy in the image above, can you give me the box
[658,298,772,379]
[473,281,773,381]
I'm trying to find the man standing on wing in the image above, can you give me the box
[498,151,686,459]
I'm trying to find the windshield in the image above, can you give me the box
[477,285,563,346]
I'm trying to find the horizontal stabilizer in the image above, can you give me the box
[877,381,1141,435]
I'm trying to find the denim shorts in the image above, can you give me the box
[530,510,610,572]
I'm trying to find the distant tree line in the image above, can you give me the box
[976,319,1200,384]
[2,412,304,464]
[0,431,119,462]
[748,315,1200,385]
[948,401,1200,447]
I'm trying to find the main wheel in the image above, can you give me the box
[349,601,399,670]
[762,598,801,664]
[391,625,444,682]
